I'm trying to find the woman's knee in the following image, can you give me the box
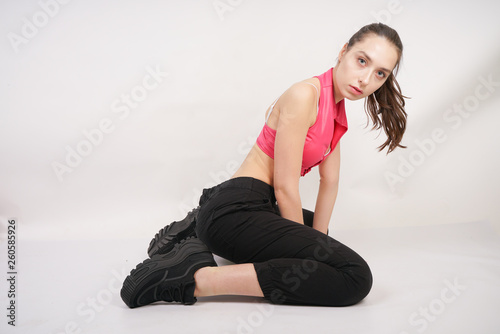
[320,254,373,306]
[342,260,373,306]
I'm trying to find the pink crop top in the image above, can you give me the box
[256,68,348,176]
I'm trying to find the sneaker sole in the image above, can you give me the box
[147,209,199,257]
[122,238,213,308]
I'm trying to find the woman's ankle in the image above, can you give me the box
[194,266,218,297]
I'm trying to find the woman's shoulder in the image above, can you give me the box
[283,78,320,105]
[274,79,319,127]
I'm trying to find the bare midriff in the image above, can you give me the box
[230,142,275,187]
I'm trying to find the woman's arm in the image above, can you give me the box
[313,143,341,234]
[273,82,318,225]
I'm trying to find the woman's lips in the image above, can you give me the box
[349,85,363,95]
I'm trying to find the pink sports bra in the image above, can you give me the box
[256,68,348,176]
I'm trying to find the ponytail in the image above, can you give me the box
[365,73,407,153]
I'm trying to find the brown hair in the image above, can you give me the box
[347,23,408,153]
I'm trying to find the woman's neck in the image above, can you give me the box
[331,67,344,104]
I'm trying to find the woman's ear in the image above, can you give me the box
[338,43,349,62]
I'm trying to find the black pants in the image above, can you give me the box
[195,177,372,306]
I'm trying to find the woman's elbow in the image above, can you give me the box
[274,186,299,201]
[319,174,339,187]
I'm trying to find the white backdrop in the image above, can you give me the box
[1,0,500,241]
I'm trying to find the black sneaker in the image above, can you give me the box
[147,206,200,257]
[121,237,217,308]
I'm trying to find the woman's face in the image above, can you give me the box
[333,34,399,102]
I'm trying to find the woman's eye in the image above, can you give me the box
[377,71,386,78]
[358,58,366,65]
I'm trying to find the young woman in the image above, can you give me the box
[121,22,407,308]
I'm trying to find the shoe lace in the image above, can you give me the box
[159,282,194,303]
